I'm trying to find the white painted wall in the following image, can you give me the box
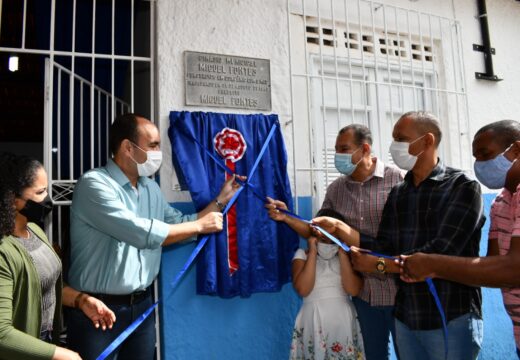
[380,0,520,162]
[455,0,520,135]
[157,0,520,201]
[156,0,293,202]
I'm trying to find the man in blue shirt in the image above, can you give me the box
[67,113,240,360]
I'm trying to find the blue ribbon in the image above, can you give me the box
[95,302,159,360]
[427,277,449,359]
[246,124,277,180]
[96,125,276,360]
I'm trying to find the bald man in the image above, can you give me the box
[401,120,520,356]
[313,111,485,360]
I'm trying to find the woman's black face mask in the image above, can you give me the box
[20,194,53,224]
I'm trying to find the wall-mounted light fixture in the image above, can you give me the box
[8,55,19,72]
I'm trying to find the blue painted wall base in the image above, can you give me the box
[159,195,516,359]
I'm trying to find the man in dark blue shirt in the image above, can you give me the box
[313,111,484,359]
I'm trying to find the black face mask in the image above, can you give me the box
[19,194,53,224]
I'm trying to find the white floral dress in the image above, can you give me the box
[290,249,365,360]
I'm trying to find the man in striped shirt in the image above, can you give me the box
[401,120,520,358]
[266,124,404,360]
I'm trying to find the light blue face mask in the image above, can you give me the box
[334,149,361,176]
[474,152,513,189]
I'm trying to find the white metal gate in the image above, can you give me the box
[0,0,156,241]
[43,57,131,239]
[287,0,471,212]
[0,0,159,356]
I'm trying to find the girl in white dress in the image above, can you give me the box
[290,209,365,360]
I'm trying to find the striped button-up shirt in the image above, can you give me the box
[360,161,484,330]
[321,158,404,306]
[490,185,520,349]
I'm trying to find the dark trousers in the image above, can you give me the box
[67,295,156,360]
[353,296,399,360]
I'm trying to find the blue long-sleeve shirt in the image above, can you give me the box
[68,159,196,294]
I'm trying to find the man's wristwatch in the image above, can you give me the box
[215,198,226,212]
[376,257,386,274]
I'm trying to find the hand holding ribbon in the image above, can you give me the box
[306,236,319,253]
[196,212,224,234]
[216,174,247,205]
[398,253,437,282]
[349,246,389,273]
[310,216,341,238]
[265,197,289,222]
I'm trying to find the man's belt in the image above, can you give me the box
[88,287,151,305]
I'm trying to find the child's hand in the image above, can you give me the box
[265,197,288,221]
[338,246,348,257]
[307,236,318,254]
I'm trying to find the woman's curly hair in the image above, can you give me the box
[0,152,43,238]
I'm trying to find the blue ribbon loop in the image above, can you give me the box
[427,277,449,359]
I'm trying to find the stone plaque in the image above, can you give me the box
[185,51,271,111]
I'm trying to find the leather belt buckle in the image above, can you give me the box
[129,291,142,305]
[88,286,150,305]
[130,287,150,304]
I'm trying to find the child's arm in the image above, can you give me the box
[292,237,318,297]
[338,248,363,296]
[265,197,312,239]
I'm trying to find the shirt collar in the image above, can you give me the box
[346,157,384,183]
[105,159,149,188]
[501,187,512,199]
[372,158,385,179]
[404,158,446,183]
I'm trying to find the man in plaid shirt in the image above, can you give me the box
[314,112,485,360]
[402,120,520,358]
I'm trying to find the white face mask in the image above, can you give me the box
[130,143,163,177]
[317,242,339,260]
[389,135,425,171]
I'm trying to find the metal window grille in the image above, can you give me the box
[0,1,159,356]
[0,0,155,240]
[287,0,471,213]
